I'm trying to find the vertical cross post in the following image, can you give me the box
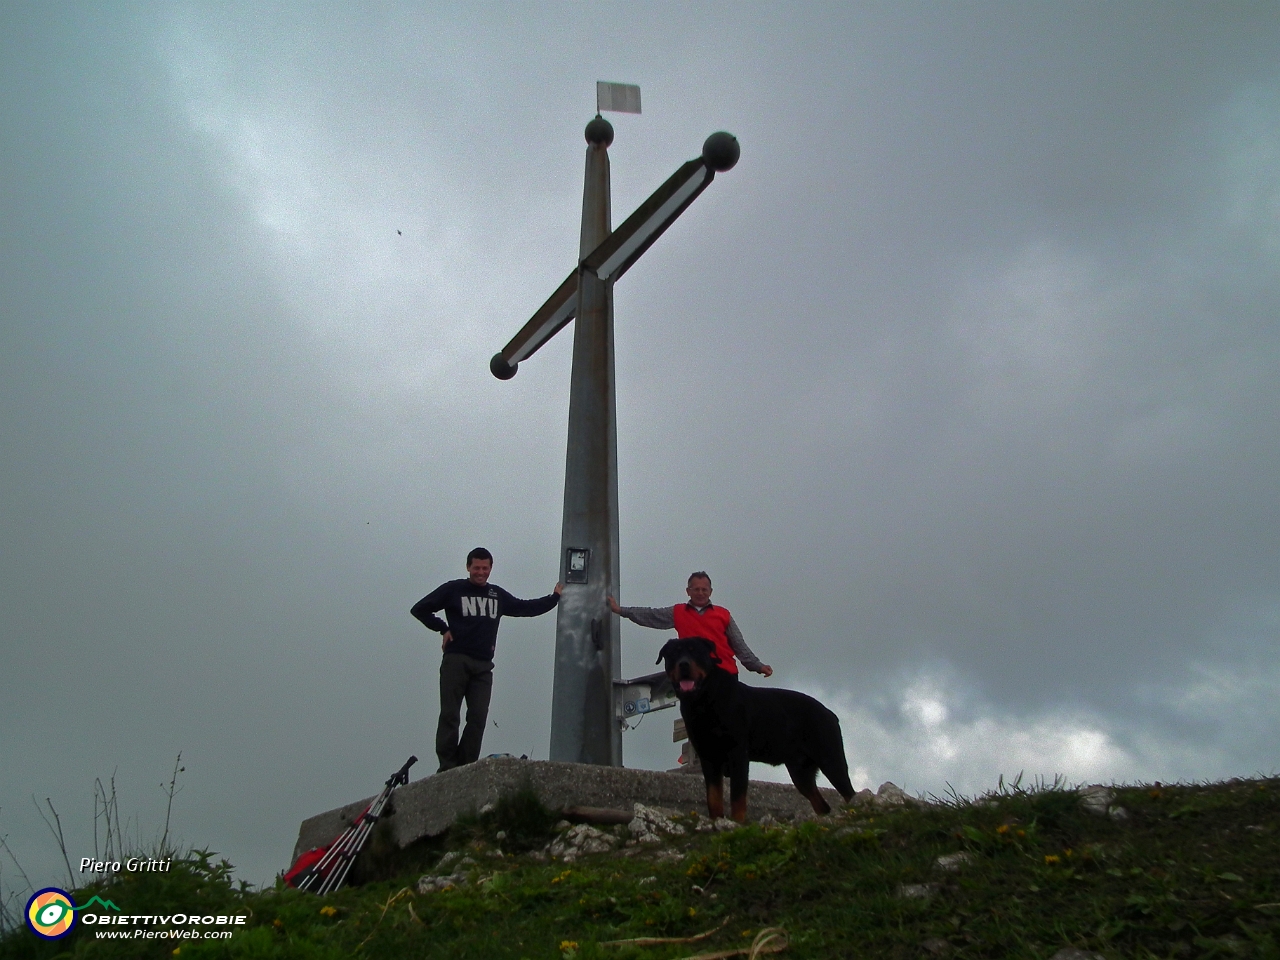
[549,117,622,765]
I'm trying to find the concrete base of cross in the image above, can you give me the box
[291,756,844,865]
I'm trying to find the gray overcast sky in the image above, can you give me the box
[3,2,1278,891]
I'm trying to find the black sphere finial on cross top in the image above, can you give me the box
[585,115,614,146]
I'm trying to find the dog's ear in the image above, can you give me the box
[655,639,675,665]
[697,637,721,663]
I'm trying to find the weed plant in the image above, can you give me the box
[2,776,1277,959]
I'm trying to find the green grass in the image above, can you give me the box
[3,777,1278,959]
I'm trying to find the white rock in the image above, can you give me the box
[897,883,938,899]
[713,817,739,831]
[548,823,617,860]
[417,872,467,894]
[479,802,496,815]
[876,782,909,806]
[934,852,973,872]
[628,803,687,839]
[1078,785,1114,816]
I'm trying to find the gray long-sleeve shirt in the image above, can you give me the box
[616,603,765,672]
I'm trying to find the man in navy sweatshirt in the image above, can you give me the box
[412,548,562,772]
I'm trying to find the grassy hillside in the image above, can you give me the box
[3,776,1277,959]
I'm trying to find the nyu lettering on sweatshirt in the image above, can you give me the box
[411,579,559,661]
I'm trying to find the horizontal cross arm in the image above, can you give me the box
[582,158,714,282]
[491,268,579,377]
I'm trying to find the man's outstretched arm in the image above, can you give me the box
[500,584,563,617]
[606,598,675,630]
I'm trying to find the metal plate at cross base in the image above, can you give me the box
[614,670,678,722]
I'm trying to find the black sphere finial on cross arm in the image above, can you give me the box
[702,132,740,171]
[490,353,517,380]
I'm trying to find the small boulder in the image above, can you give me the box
[876,782,910,807]
[434,850,464,872]
[548,823,617,862]
[628,803,687,840]
[897,882,938,900]
[417,870,468,893]
[934,852,973,872]
[1078,785,1114,817]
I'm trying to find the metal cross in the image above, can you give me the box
[491,96,739,766]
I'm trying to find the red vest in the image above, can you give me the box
[671,604,737,674]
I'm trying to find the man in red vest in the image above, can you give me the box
[608,571,773,678]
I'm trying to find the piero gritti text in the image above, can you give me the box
[80,856,173,874]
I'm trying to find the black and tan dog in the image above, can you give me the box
[657,637,855,822]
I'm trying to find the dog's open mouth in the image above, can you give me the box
[677,679,697,694]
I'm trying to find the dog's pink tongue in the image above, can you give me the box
[678,680,696,693]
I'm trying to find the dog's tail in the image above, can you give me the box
[820,716,856,801]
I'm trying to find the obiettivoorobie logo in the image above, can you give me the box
[25,888,120,940]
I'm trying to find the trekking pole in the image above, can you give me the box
[286,756,416,893]
[316,755,416,894]
[294,756,413,893]
[315,789,393,894]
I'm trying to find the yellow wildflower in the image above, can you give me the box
[320,905,338,917]
[1044,854,1061,864]
[996,824,1010,834]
